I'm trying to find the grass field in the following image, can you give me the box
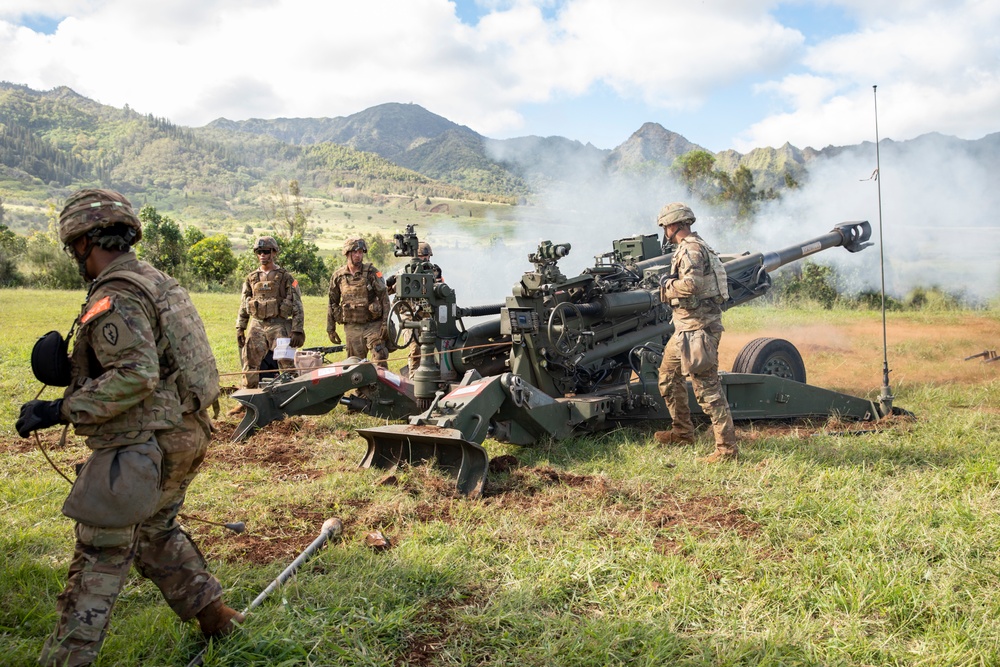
[1,288,999,666]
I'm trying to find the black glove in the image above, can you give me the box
[16,399,65,438]
[290,331,306,348]
[237,329,246,348]
[386,274,397,290]
[329,329,342,345]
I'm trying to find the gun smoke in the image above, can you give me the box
[399,132,1000,308]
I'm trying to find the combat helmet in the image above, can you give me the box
[417,241,433,258]
[253,236,280,253]
[58,189,142,247]
[343,237,368,255]
[656,202,696,228]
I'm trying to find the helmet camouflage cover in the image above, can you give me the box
[254,236,280,252]
[656,202,696,228]
[58,188,142,246]
[343,237,368,255]
[417,241,432,257]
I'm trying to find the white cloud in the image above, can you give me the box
[738,0,1000,149]
[1,0,996,151]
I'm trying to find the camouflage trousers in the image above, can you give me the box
[243,317,294,388]
[40,411,223,667]
[657,329,737,446]
[345,321,388,369]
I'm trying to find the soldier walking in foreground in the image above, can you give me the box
[15,189,242,667]
[654,202,740,462]
[235,236,305,394]
[327,238,390,368]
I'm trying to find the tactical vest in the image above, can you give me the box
[92,268,220,415]
[246,269,289,320]
[337,265,382,324]
[669,235,730,309]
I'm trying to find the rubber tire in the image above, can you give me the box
[731,337,807,383]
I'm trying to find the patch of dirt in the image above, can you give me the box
[396,589,483,667]
[721,315,1000,393]
[207,417,332,480]
[198,504,338,565]
[736,413,917,442]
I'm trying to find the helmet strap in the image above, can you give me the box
[68,237,96,282]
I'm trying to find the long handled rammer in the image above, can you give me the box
[185,516,344,667]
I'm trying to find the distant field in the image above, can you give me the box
[2,291,999,666]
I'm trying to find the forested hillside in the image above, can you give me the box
[0,83,515,230]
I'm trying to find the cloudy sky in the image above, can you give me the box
[1,0,997,152]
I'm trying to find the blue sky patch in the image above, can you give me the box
[17,14,63,35]
[773,2,856,43]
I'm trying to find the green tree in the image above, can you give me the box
[270,235,328,295]
[716,165,759,221]
[672,150,717,198]
[189,235,238,284]
[263,178,312,237]
[136,205,186,273]
[183,226,205,248]
[773,262,840,309]
[0,223,26,286]
[362,232,392,268]
[24,230,79,289]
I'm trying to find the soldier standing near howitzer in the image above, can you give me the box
[388,241,443,373]
[15,189,242,667]
[654,202,740,462]
[327,237,391,368]
[233,236,305,405]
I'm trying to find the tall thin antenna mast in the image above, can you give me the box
[873,85,893,416]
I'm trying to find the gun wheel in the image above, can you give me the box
[731,337,807,383]
[388,299,419,349]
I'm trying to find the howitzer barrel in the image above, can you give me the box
[724,221,872,275]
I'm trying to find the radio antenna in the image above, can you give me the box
[873,84,893,416]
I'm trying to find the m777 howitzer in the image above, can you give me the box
[230,221,906,496]
[354,220,909,497]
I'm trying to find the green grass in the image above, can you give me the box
[1,290,999,666]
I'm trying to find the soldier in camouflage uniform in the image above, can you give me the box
[327,238,391,368]
[15,189,242,667]
[654,203,739,462]
[235,236,305,390]
[406,241,443,373]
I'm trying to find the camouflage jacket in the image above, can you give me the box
[61,253,198,448]
[328,262,389,331]
[660,233,729,333]
[236,265,304,332]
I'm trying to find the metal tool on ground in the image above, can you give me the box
[184,516,343,667]
[179,513,246,534]
[964,350,999,363]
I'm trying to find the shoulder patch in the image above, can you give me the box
[93,310,137,351]
[292,279,298,288]
[81,296,114,324]
[375,271,383,278]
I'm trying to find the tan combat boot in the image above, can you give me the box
[227,403,245,417]
[197,599,245,638]
[701,444,739,463]
[654,430,695,446]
